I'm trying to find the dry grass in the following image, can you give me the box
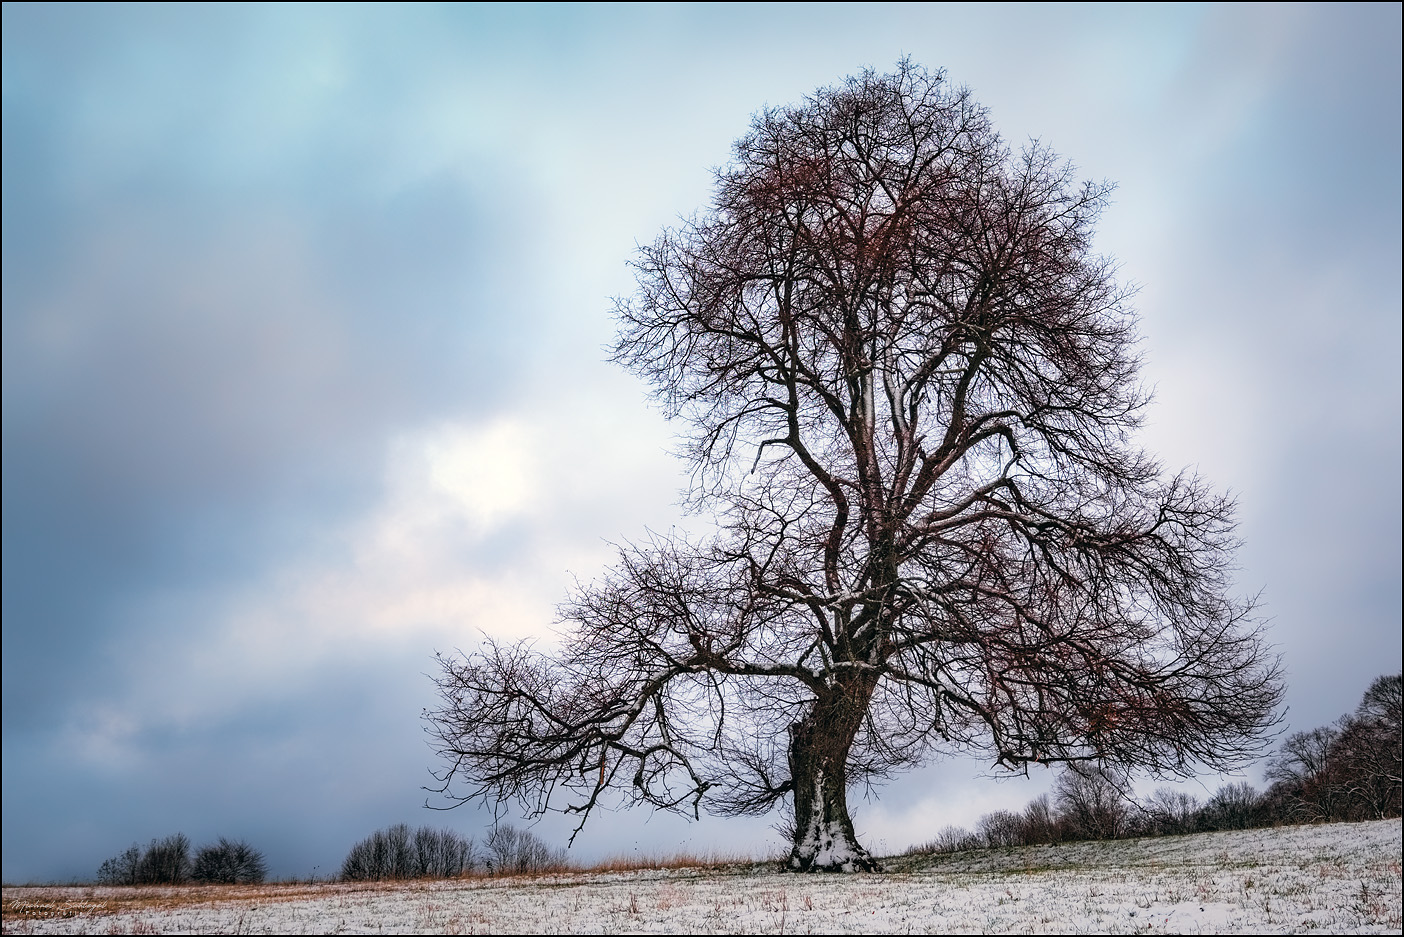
[578,848,765,873]
[0,850,767,926]
[2,881,442,923]
[6,823,1398,934]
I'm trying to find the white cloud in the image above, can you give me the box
[421,419,541,532]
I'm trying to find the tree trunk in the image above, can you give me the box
[786,676,882,872]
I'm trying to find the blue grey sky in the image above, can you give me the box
[3,3,1399,882]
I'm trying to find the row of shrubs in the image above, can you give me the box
[94,822,565,886]
[97,834,267,885]
[339,823,567,880]
[912,673,1402,854]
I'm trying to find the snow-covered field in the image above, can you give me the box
[4,820,1400,934]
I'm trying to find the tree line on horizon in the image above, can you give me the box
[96,834,266,885]
[92,823,560,886]
[338,823,566,881]
[913,673,1402,854]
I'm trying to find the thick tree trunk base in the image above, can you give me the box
[785,681,883,872]
[786,768,883,872]
[786,817,882,872]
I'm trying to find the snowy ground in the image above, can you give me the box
[4,820,1400,934]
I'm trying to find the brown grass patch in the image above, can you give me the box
[1,881,420,923]
[580,849,758,873]
[1,852,767,927]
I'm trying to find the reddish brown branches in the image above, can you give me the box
[426,61,1283,871]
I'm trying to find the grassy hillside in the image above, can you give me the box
[3,819,1400,934]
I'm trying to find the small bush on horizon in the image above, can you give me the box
[191,837,267,884]
[907,825,982,855]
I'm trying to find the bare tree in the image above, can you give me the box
[340,824,477,881]
[1264,724,1344,821]
[1142,787,1200,836]
[1020,793,1060,845]
[191,838,268,885]
[427,61,1282,872]
[1052,766,1129,840]
[96,844,143,886]
[1259,675,1401,824]
[1356,674,1403,731]
[340,824,409,881]
[976,810,1023,848]
[142,833,193,884]
[1265,725,1340,788]
[1332,673,1403,819]
[906,824,980,855]
[410,826,475,879]
[483,825,567,875]
[96,836,191,885]
[1199,781,1261,831]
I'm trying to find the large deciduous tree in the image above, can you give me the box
[427,62,1282,872]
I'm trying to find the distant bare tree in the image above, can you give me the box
[1330,674,1403,819]
[410,826,475,879]
[1259,673,1401,824]
[96,845,142,886]
[482,824,567,875]
[341,825,476,881]
[1142,787,1200,836]
[1053,767,1129,840]
[341,826,401,881]
[1293,674,1404,821]
[98,834,193,886]
[1356,674,1403,730]
[1199,781,1260,831]
[1266,725,1340,789]
[1265,724,1344,821]
[140,833,192,884]
[1020,793,1060,845]
[191,838,267,885]
[428,60,1282,872]
[976,810,1023,848]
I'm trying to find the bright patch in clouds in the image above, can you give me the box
[71,419,563,766]
[272,418,562,646]
[422,420,540,533]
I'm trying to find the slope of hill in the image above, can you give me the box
[4,819,1400,934]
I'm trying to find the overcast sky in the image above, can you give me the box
[3,3,1400,883]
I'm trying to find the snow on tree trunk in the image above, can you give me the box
[786,678,882,872]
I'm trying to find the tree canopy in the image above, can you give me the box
[427,61,1283,872]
